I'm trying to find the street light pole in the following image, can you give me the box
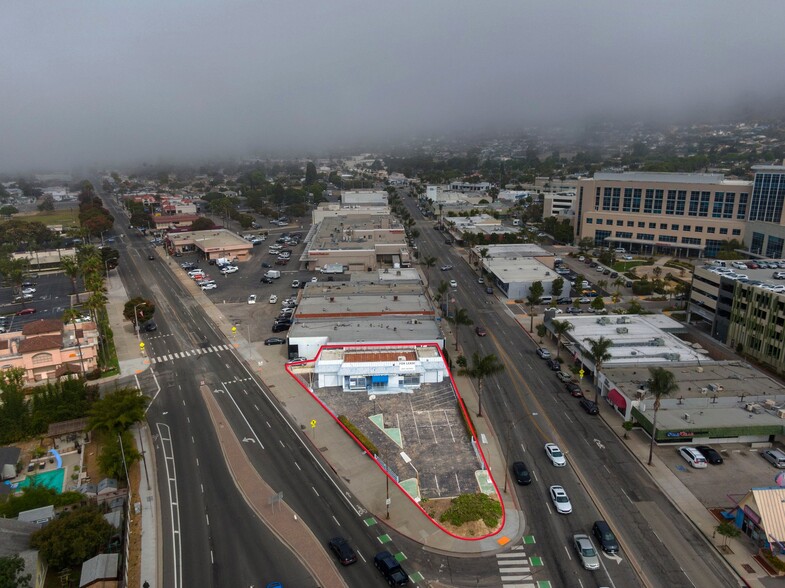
[133,302,147,341]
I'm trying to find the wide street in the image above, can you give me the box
[405,193,739,588]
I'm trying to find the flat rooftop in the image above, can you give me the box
[653,404,785,434]
[310,215,407,251]
[166,228,249,249]
[567,314,706,365]
[485,257,555,283]
[476,244,550,258]
[297,290,433,318]
[288,316,442,343]
[318,345,441,363]
[592,172,750,186]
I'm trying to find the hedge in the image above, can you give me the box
[337,415,379,456]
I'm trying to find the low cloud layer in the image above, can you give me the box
[3,0,785,171]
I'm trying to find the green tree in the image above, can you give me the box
[190,217,216,231]
[448,308,474,344]
[459,352,505,417]
[552,320,574,360]
[646,366,679,466]
[526,281,544,331]
[305,161,318,186]
[715,521,741,547]
[88,387,149,435]
[551,277,564,298]
[590,296,606,312]
[60,255,80,295]
[30,506,114,570]
[98,430,140,481]
[627,298,643,314]
[0,205,19,218]
[584,336,613,405]
[0,555,31,588]
[123,297,155,327]
[37,195,55,212]
[577,237,594,254]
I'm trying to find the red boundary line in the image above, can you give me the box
[285,341,505,541]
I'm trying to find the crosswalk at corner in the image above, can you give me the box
[496,542,549,587]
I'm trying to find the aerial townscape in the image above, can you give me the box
[4,3,785,588]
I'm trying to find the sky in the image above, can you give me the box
[3,0,785,172]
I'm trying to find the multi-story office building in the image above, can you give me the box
[744,165,785,258]
[576,172,751,257]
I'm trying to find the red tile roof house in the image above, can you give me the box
[0,319,99,383]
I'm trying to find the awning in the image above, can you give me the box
[608,388,627,411]
[371,375,389,384]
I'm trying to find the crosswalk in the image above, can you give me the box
[497,542,539,587]
[150,344,232,364]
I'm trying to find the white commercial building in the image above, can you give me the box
[341,190,388,206]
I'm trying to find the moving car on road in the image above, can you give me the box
[544,443,566,467]
[549,485,572,514]
[573,534,600,570]
[328,537,357,566]
[511,461,531,485]
[374,551,408,586]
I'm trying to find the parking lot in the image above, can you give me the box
[0,272,82,332]
[656,442,782,507]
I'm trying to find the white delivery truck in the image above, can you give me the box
[265,270,281,279]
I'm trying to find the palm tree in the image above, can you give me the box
[448,307,473,350]
[646,366,679,466]
[62,307,85,375]
[478,247,489,272]
[61,255,80,295]
[552,320,574,360]
[459,352,505,417]
[526,281,543,331]
[584,336,613,404]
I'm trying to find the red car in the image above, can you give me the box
[16,308,36,316]
[475,326,487,337]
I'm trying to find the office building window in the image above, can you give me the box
[666,190,676,215]
[732,229,741,236]
[660,223,668,230]
[594,230,611,247]
[705,239,723,257]
[699,191,710,217]
[644,189,654,214]
[750,173,785,223]
[611,188,621,211]
[724,192,735,218]
[616,220,623,226]
[627,220,634,227]
[695,226,703,233]
[768,236,785,259]
[602,187,612,211]
[616,231,632,239]
[594,187,601,210]
[632,188,642,212]
[751,232,764,254]
[637,233,655,241]
[737,193,748,220]
[676,190,687,215]
[713,192,724,218]
[623,188,632,212]
[660,235,677,243]
[638,221,645,228]
[596,218,603,225]
[719,228,728,235]
[707,227,716,233]
[653,189,664,214]
[689,191,700,216]
[682,237,701,245]
[683,225,691,232]
[671,224,679,230]
[586,218,593,224]
[649,222,656,229]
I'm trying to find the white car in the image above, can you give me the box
[269,295,278,304]
[200,283,217,290]
[549,485,572,514]
[545,307,563,314]
[310,277,318,283]
[22,287,36,294]
[187,269,204,277]
[544,443,566,467]
[449,280,457,288]
[220,266,239,274]
[247,295,257,304]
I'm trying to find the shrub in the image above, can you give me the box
[761,548,785,572]
[439,493,502,528]
[337,415,379,456]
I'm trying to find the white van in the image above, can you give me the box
[761,448,785,469]
[540,295,553,305]
[678,446,707,469]
[614,247,626,254]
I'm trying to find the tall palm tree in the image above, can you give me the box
[61,255,80,295]
[448,307,473,350]
[584,336,613,404]
[478,247,489,272]
[459,352,505,417]
[552,320,574,360]
[526,281,543,331]
[646,366,679,465]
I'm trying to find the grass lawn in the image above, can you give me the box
[15,208,80,227]
[613,260,649,272]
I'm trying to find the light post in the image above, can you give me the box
[503,416,528,493]
[133,302,148,341]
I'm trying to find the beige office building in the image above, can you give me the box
[576,172,750,258]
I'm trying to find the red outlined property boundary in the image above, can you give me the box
[284,341,505,541]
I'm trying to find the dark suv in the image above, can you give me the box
[328,537,357,565]
[592,520,619,553]
[579,398,599,415]
[374,551,408,586]
[546,358,561,371]
[511,461,532,485]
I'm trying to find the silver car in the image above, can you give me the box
[549,485,572,514]
[573,534,600,570]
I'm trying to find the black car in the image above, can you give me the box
[565,382,583,397]
[143,321,157,332]
[579,398,599,415]
[260,277,274,284]
[374,551,408,586]
[264,337,285,345]
[592,520,619,553]
[696,445,724,465]
[328,537,357,566]
[511,461,532,486]
[261,262,271,268]
[557,297,572,304]
[546,358,561,371]
[148,254,155,260]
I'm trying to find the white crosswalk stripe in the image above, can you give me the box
[151,344,230,365]
[497,542,535,587]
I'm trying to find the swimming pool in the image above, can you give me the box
[15,467,65,493]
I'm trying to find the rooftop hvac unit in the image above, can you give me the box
[683,413,690,421]
[778,409,785,419]
[707,383,724,393]
[616,327,628,334]
[746,403,762,413]
[764,399,777,410]
[652,338,665,347]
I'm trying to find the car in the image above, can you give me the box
[248,295,257,304]
[449,280,457,288]
[21,287,36,295]
[761,448,785,468]
[15,308,36,316]
[546,358,561,371]
[148,254,155,260]
[485,286,494,294]
[13,294,33,302]
[327,537,357,566]
[272,322,291,333]
[557,297,572,304]
[187,269,204,276]
[374,551,408,586]
[220,266,239,274]
[622,254,634,260]
[678,446,708,468]
[695,445,723,465]
[536,347,551,359]
[573,534,600,570]
[545,307,563,314]
[579,398,599,415]
[269,295,278,304]
[260,277,274,284]
[475,326,487,337]
[592,520,620,554]
[566,306,582,314]
[556,370,572,382]
[200,283,218,290]
[181,262,195,269]
[264,337,285,345]
[477,277,485,284]
[549,485,572,514]
[291,280,300,288]
[440,264,453,271]
[261,262,271,268]
[310,277,318,283]
[565,382,583,397]
[578,297,591,304]
[143,321,157,332]
[578,256,585,262]
[544,443,566,467]
[511,461,532,486]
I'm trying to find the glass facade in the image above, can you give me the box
[766,236,784,259]
[751,232,765,255]
[749,171,785,223]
